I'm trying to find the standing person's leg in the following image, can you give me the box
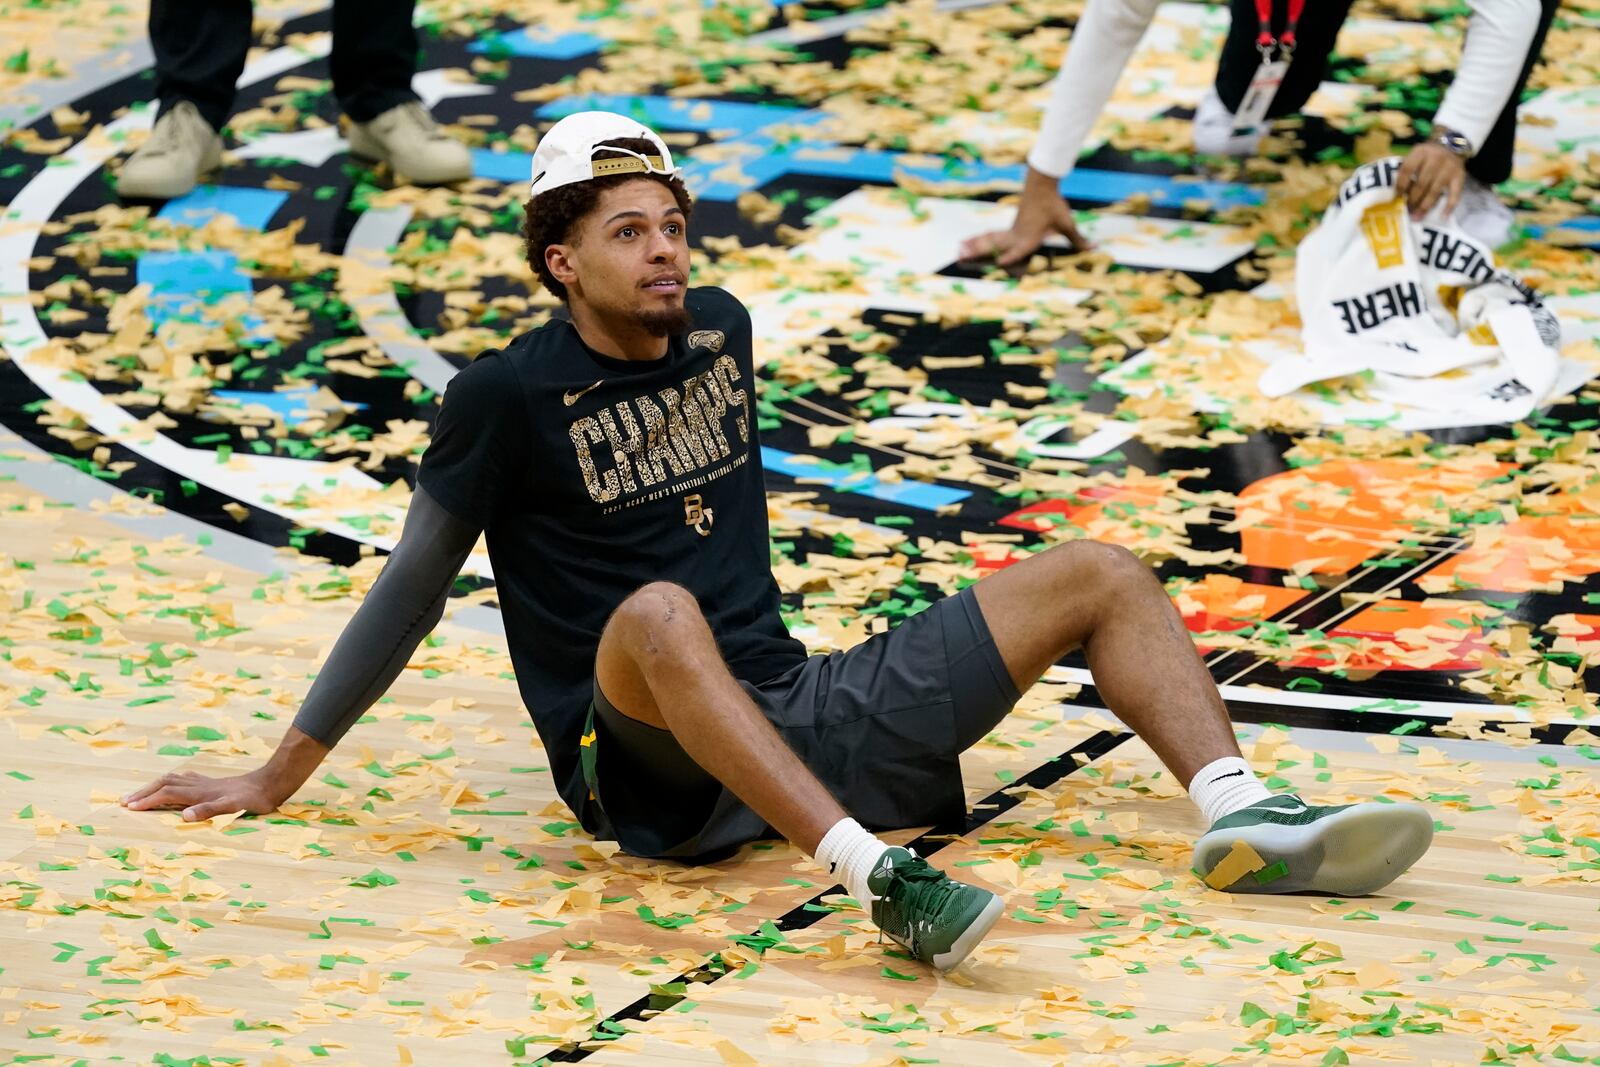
[594,581,1003,970]
[118,0,238,198]
[968,541,1433,895]
[149,0,253,132]
[1211,0,1269,116]
[1465,0,1559,186]
[1213,0,1357,116]
[1200,0,1356,153]
[334,0,471,185]
[330,0,420,124]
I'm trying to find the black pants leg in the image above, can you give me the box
[149,0,253,132]
[1465,0,1560,185]
[330,0,421,122]
[1214,0,1358,117]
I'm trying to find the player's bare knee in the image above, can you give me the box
[1047,540,1151,600]
[615,581,701,655]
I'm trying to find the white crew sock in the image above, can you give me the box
[1188,756,1273,826]
[814,817,896,905]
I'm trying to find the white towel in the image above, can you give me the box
[1265,156,1562,423]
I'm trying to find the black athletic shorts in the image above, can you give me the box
[578,587,1021,863]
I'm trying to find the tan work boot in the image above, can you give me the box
[117,100,224,200]
[346,101,472,186]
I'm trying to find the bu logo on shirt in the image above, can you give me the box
[683,493,714,536]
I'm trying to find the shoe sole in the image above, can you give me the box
[116,143,222,201]
[930,892,1004,972]
[347,139,471,186]
[1194,803,1434,896]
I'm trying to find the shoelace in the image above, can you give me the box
[875,857,960,948]
[142,108,194,158]
[388,101,447,143]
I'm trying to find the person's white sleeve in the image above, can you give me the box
[1431,0,1540,153]
[1027,0,1165,179]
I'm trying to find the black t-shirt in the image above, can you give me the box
[417,286,807,832]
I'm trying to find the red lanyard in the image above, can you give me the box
[1255,0,1306,57]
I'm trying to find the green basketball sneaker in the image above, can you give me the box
[1193,794,1434,896]
[867,847,1004,971]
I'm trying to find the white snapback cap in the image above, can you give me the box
[529,110,677,195]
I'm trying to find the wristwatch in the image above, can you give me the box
[1431,127,1474,159]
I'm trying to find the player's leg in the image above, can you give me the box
[595,581,845,853]
[116,0,239,198]
[595,581,1002,968]
[970,541,1433,895]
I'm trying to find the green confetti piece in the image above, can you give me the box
[1252,860,1290,885]
[880,966,920,981]
[350,869,397,888]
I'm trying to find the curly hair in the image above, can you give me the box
[521,138,694,302]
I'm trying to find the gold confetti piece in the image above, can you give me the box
[1202,839,1267,890]
[715,1039,759,1065]
[815,955,879,972]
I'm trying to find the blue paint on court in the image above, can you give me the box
[468,26,609,60]
[472,148,533,183]
[523,94,1263,207]
[157,185,288,231]
[138,186,290,341]
[539,95,823,137]
[761,446,970,509]
[212,387,366,428]
[468,0,785,58]
[1521,214,1600,246]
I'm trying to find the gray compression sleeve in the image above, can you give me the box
[290,485,482,748]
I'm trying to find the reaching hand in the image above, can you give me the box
[1396,142,1467,221]
[959,164,1091,267]
[122,767,287,822]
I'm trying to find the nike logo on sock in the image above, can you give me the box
[1209,769,1246,783]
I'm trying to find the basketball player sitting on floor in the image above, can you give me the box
[123,111,1435,972]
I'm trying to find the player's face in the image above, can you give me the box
[566,179,691,337]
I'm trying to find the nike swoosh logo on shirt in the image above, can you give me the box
[563,380,604,406]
